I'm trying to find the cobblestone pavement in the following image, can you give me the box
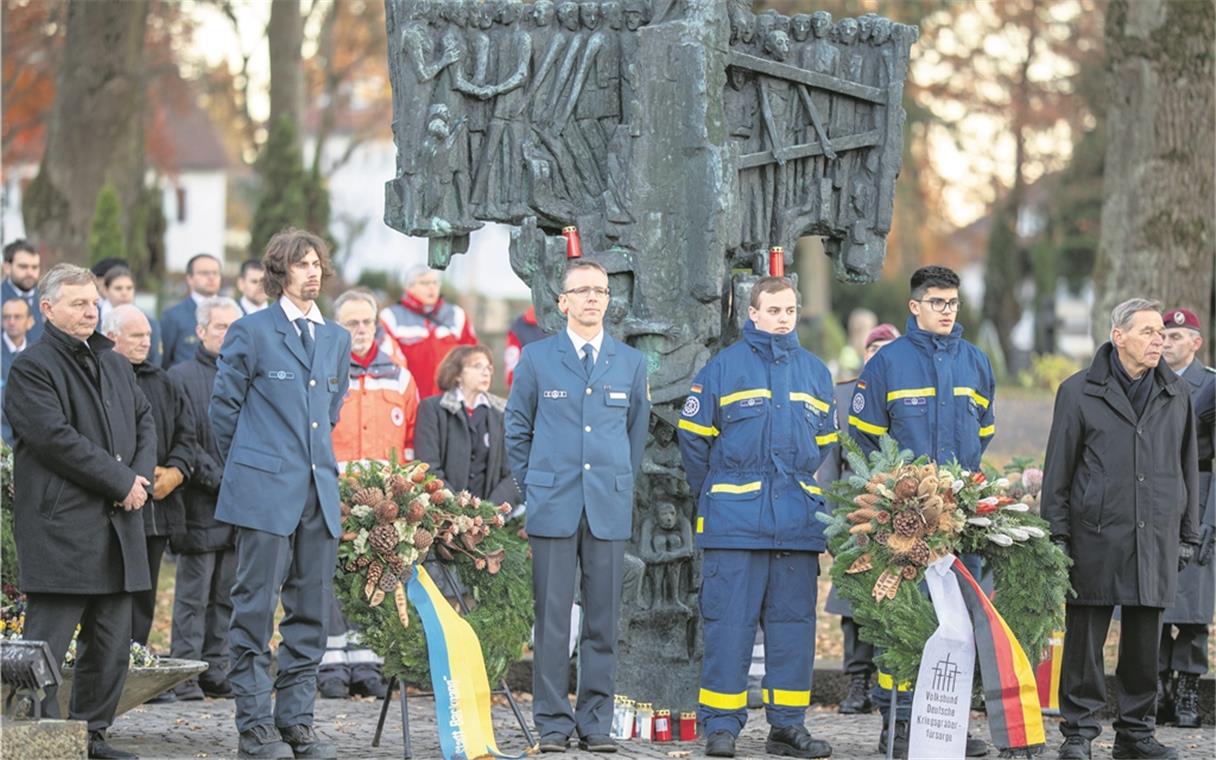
[106,694,1216,759]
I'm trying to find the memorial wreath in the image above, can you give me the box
[332,459,533,685]
[819,436,1071,686]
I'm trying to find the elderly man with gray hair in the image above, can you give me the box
[165,296,244,700]
[1041,297,1200,760]
[103,305,197,660]
[4,264,155,759]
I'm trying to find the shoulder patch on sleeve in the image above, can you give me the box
[683,396,701,417]
[852,393,865,414]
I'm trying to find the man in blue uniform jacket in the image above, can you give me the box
[162,253,223,368]
[848,265,995,758]
[677,277,838,759]
[210,229,350,760]
[505,259,650,754]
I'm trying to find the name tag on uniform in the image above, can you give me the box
[543,390,568,399]
[267,370,296,380]
[902,396,927,406]
[608,391,628,400]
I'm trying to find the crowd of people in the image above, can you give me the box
[0,233,1211,760]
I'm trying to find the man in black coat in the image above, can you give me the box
[1042,298,1200,760]
[3,264,156,760]
[166,296,242,700]
[103,305,195,652]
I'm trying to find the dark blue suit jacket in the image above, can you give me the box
[160,297,200,368]
[1,280,43,343]
[505,331,650,540]
[209,304,351,538]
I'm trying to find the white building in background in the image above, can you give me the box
[0,85,227,275]
[307,132,530,302]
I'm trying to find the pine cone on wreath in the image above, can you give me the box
[907,539,931,566]
[892,509,921,538]
[413,527,434,552]
[366,559,384,587]
[374,501,399,524]
[352,486,386,508]
[900,564,919,580]
[369,524,400,555]
[344,560,358,573]
[406,498,428,523]
[356,555,372,568]
[894,477,918,500]
[388,473,412,497]
[378,568,400,592]
[387,554,406,574]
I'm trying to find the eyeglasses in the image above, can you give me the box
[465,363,493,373]
[920,297,961,313]
[563,286,610,298]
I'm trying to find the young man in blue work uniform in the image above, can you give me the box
[678,276,837,759]
[848,264,995,758]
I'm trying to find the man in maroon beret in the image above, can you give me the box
[1159,306,1214,728]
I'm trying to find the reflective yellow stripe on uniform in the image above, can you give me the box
[876,671,912,692]
[848,415,888,435]
[815,431,838,446]
[762,688,811,707]
[887,387,936,402]
[799,482,823,495]
[678,419,719,437]
[696,516,704,533]
[979,424,996,437]
[699,688,748,710]
[789,392,830,413]
[720,388,772,407]
[953,386,990,409]
[710,481,762,494]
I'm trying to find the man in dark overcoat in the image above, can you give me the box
[1157,307,1215,727]
[103,304,195,652]
[167,296,242,700]
[1041,298,1200,760]
[3,263,155,760]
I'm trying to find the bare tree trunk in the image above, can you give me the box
[22,0,149,264]
[1095,0,1214,350]
[268,0,304,144]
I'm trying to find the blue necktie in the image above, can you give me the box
[582,343,595,377]
[295,318,315,360]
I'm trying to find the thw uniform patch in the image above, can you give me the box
[683,396,701,417]
[852,393,865,413]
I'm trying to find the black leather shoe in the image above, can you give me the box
[1057,735,1091,759]
[838,673,873,714]
[1112,735,1178,759]
[200,677,234,699]
[237,725,293,759]
[578,734,617,752]
[1173,673,1201,728]
[278,725,336,759]
[175,678,205,700]
[705,731,736,758]
[766,725,831,758]
[88,732,138,759]
[966,732,989,756]
[538,733,568,752]
[878,719,909,759]
[349,674,388,699]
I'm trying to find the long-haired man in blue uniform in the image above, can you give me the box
[505,259,651,754]
[848,265,995,758]
[210,229,351,760]
[677,276,837,759]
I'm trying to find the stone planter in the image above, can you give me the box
[57,658,207,718]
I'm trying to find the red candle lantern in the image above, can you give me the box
[563,226,583,258]
[653,709,673,742]
[679,711,698,741]
[769,245,785,277]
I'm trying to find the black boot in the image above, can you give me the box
[88,732,138,760]
[878,719,909,759]
[766,725,832,758]
[705,731,736,758]
[1173,672,1201,728]
[839,673,873,714]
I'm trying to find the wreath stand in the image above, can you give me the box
[370,559,535,758]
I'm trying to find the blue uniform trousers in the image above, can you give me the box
[228,484,337,733]
[698,549,819,736]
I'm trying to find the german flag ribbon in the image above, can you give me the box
[950,557,1046,752]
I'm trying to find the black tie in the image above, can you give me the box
[295,318,315,360]
[582,343,595,377]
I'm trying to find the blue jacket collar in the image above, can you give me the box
[904,314,964,353]
[743,319,799,361]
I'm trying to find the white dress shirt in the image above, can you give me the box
[280,298,324,339]
[566,327,604,363]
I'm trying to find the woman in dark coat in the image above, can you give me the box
[414,344,521,506]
